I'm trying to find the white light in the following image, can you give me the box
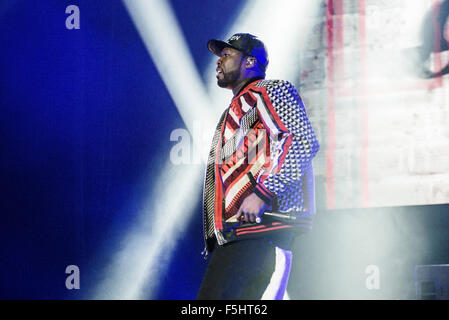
[92,162,203,299]
[122,0,215,132]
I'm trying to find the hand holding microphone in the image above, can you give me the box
[234,193,266,224]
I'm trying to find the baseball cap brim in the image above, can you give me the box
[207,39,239,57]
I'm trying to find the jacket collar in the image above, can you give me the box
[233,76,265,98]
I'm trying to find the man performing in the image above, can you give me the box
[198,33,320,300]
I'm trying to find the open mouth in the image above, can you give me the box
[216,67,223,77]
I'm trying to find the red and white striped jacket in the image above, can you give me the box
[203,78,319,254]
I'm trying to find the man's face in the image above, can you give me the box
[216,47,245,89]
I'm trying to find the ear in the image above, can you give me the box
[246,57,256,68]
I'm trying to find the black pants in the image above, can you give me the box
[197,233,295,300]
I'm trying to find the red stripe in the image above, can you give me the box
[257,132,292,182]
[247,125,267,165]
[250,88,287,139]
[226,113,239,131]
[226,120,238,132]
[224,139,264,191]
[258,88,289,133]
[256,183,275,198]
[236,225,293,236]
[247,90,258,105]
[254,87,294,182]
[223,161,250,189]
[225,184,253,219]
[326,0,336,210]
[223,160,247,186]
[232,97,245,118]
[335,0,344,79]
[243,92,257,107]
[236,221,281,232]
[248,132,257,143]
[222,134,266,189]
[432,0,443,88]
[214,110,229,230]
[236,224,266,232]
[274,133,293,174]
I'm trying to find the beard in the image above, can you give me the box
[217,62,240,88]
[217,68,241,88]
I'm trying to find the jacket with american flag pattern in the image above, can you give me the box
[202,78,319,255]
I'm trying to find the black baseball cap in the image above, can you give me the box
[207,33,269,71]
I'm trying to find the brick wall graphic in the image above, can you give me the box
[298,0,449,209]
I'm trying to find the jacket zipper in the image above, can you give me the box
[202,108,230,259]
